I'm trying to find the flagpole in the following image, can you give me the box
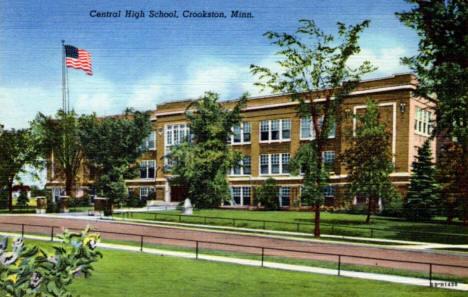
[61,40,66,113]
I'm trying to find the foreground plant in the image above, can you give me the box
[0,226,102,297]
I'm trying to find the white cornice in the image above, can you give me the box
[152,85,416,119]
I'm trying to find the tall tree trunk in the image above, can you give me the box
[65,168,73,198]
[365,196,372,224]
[7,181,13,214]
[314,201,320,237]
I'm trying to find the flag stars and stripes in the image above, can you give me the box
[64,45,93,76]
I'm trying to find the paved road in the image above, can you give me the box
[1,215,467,277]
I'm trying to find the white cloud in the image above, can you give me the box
[127,75,175,110]
[347,47,410,77]
[183,59,252,100]
[0,86,57,129]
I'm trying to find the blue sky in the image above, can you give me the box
[1,0,418,186]
[1,0,418,130]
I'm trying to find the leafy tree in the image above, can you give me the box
[169,92,247,208]
[250,19,375,236]
[341,101,397,223]
[437,142,465,223]
[31,110,85,198]
[0,226,102,297]
[290,143,328,208]
[79,109,152,206]
[405,140,440,221]
[254,178,280,210]
[396,1,468,224]
[0,129,41,213]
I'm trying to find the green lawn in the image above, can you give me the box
[23,239,467,297]
[115,209,468,244]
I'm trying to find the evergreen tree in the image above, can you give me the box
[405,141,440,221]
[169,92,247,208]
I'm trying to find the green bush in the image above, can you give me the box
[347,204,367,215]
[255,178,279,210]
[46,195,58,213]
[16,189,29,207]
[0,226,102,297]
[380,198,404,218]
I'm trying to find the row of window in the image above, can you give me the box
[156,118,337,149]
[227,185,335,207]
[144,151,336,179]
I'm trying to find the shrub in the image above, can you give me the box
[255,178,279,210]
[16,189,29,208]
[0,226,102,297]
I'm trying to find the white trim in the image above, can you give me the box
[353,102,397,163]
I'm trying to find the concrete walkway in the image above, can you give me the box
[1,231,466,292]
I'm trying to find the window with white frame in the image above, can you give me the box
[279,186,290,207]
[230,156,251,176]
[230,122,251,144]
[259,154,291,175]
[415,107,432,136]
[260,119,291,142]
[140,160,155,179]
[140,187,154,199]
[322,151,335,172]
[140,131,156,150]
[229,186,251,206]
[300,116,336,139]
[165,124,190,165]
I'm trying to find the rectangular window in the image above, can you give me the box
[229,122,251,144]
[271,154,280,174]
[243,123,251,142]
[260,121,269,141]
[233,125,241,143]
[140,131,156,150]
[140,187,148,199]
[243,156,251,175]
[259,153,291,175]
[233,163,241,175]
[140,160,155,179]
[282,154,290,174]
[271,120,280,140]
[260,155,269,174]
[324,185,335,197]
[282,119,291,139]
[300,118,311,139]
[229,186,251,206]
[165,124,190,166]
[322,151,335,172]
[279,187,290,207]
[300,116,335,139]
[260,119,291,142]
[414,107,432,136]
[242,187,251,206]
[232,187,241,205]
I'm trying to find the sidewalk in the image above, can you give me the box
[1,231,466,291]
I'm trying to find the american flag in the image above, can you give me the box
[64,45,92,76]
